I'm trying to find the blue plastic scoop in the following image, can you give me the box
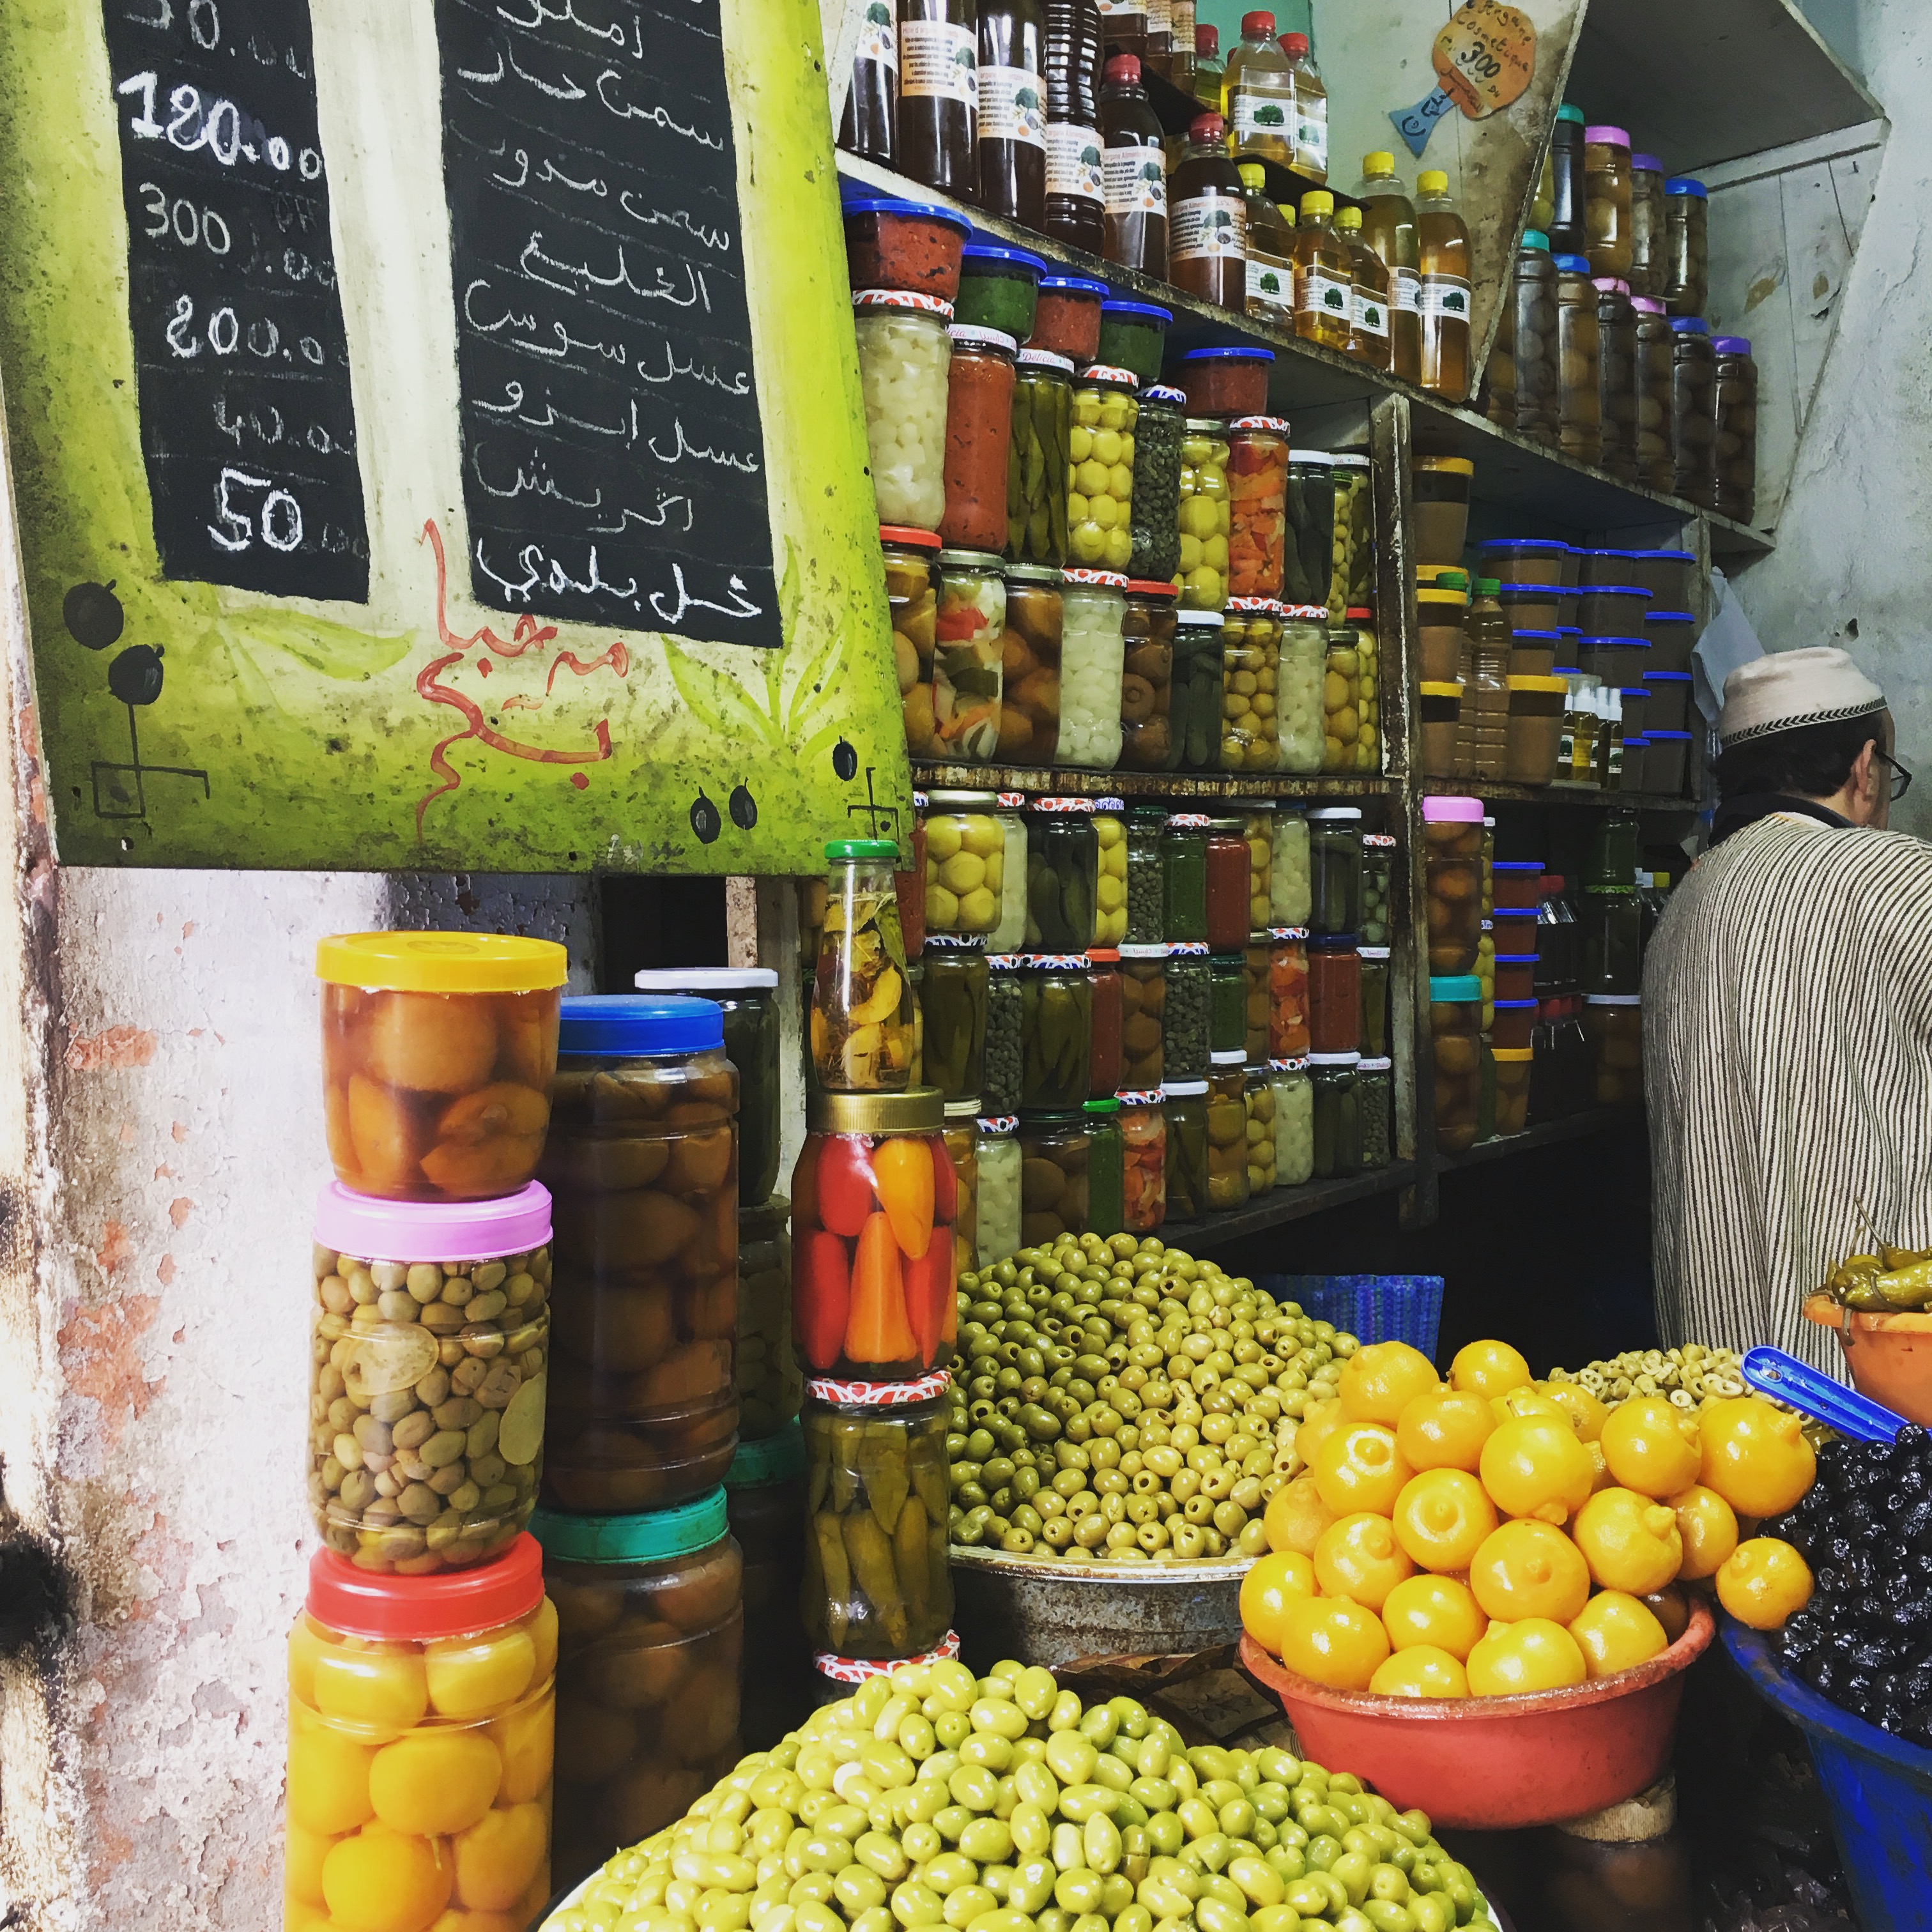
[1742,1346,1909,1443]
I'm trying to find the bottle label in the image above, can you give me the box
[1231,80,1292,144]
[855,4,898,72]
[899,19,977,104]
[1354,285,1390,338]
[1421,273,1473,321]
[1103,145,1168,217]
[1391,266,1422,314]
[1296,263,1353,325]
[1148,0,1172,35]
[978,65,1046,148]
[1169,190,1246,263]
[1046,123,1105,204]
[1246,249,1292,310]
[1295,97,1328,174]
[1559,722,1575,770]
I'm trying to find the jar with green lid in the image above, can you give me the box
[1124,802,1167,943]
[1359,946,1392,1062]
[1020,1112,1092,1242]
[940,1100,979,1275]
[738,1194,800,1440]
[988,792,1031,955]
[1282,450,1334,610]
[1162,811,1209,940]
[1430,972,1483,1154]
[1271,1057,1314,1186]
[1206,1059,1250,1209]
[976,1114,1022,1262]
[1176,417,1230,611]
[1092,797,1128,947]
[634,965,781,1206]
[1270,808,1310,926]
[1119,944,1167,1091]
[1307,807,1363,935]
[724,1425,809,1752]
[1129,385,1186,583]
[1121,581,1181,770]
[916,937,988,1103]
[1162,942,1211,1082]
[1360,833,1396,947]
[1082,1096,1124,1238]
[1000,564,1064,765]
[1018,954,1094,1110]
[919,789,1006,940]
[1243,940,1271,1065]
[1172,611,1226,769]
[811,838,916,1091]
[1024,797,1099,949]
[983,956,1023,1115]
[1161,1080,1208,1219]
[1357,1057,1393,1169]
[1310,1052,1361,1178]
[800,1374,952,1659]
[1245,1066,1276,1196]
[1008,348,1074,566]
[1278,607,1327,774]
[1209,951,1247,1056]
[1219,599,1283,772]
[1119,1089,1166,1232]
[539,1492,743,1885]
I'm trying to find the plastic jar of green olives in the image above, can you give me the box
[723,1424,809,1752]
[1019,1111,1092,1243]
[1119,944,1167,1091]
[1271,1056,1314,1184]
[1025,797,1100,950]
[975,1113,1022,1263]
[801,1371,953,1660]
[917,936,989,1103]
[983,954,1023,1115]
[737,1194,800,1440]
[537,1487,744,1888]
[1206,1058,1251,1209]
[1018,954,1094,1110]
[1309,1051,1361,1178]
[1172,610,1227,769]
[1081,1096,1125,1238]
[1124,802,1167,942]
[1162,811,1210,941]
[1160,1078,1209,1218]
[1162,942,1211,1082]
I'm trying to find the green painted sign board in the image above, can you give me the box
[0,0,910,871]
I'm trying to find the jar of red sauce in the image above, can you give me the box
[1307,936,1361,1055]
[1086,949,1123,1098]
[1205,818,1249,951]
[1029,274,1107,365]
[940,326,1018,553]
[1268,929,1310,1058]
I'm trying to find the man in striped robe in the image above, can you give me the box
[1644,648,1925,1376]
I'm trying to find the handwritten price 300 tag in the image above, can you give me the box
[1388,0,1537,158]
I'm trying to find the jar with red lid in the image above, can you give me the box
[791,1089,956,1380]
[1118,1089,1167,1231]
[1087,949,1124,1096]
[286,1535,556,1931]
[1307,937,1361,1056]
[1268,930,1310,1059]
[941,326,1018,553]
[1205,818,1250,951]
[1225,416,1289,599]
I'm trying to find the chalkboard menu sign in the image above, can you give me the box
[435,0,781,649]
[98,0,369,602]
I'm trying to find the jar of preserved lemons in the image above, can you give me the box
[919,790,1005,939]
[1068,367,1139,573]
[1321,608,1380,773]
[1175,416,1231,611]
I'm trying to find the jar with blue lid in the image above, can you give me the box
[535,1486,744,1888]
[538,995,740,1515]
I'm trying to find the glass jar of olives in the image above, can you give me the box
[988,792,1031,955]
[1120,580,1181,770]
[921,789,1006,940]
[1068,367,1139,574]
[1025,797,1100,950]
[999,565,1065,765]
[737,1194,800,1441]
[983,954,1023,1115]
[917,937,989,1103]
[1239,806,1273,933]
[1307,807,1362,935]
[1321,610,1380,774]
[1206,1059,1251,1209]
[1245,1066,1276,1197]
[1018,954,1094,1110]
[1163,942,1211,1083]
[1092,799,1128,947]
[1271,1057,1314,1186]
[1019,1111,1092,1241]
[1360,832,1396,946]
[1119,944,1167,1091]
[1331,453,1374,610]
[801,1372,953,1660]
[1118,1089,1167,1232]
[1310,1052,1361,1178]
[1081,1096,1125,1238]
[1219,599,1283,773]
[975,1113,1022,1263]
[1160,1080,1208,1219]
[812,839,917,1091]
[1243,940,1271,1066]
[888,528,945,762]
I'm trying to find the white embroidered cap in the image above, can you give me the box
[1717,647,1886,746]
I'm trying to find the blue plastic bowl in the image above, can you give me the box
[1259,1275,1444,1361]
[1722,1616,1932,1931]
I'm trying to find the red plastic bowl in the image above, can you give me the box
[1239,1598,1713,1830]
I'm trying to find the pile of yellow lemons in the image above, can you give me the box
[1238,1338,1818,1699]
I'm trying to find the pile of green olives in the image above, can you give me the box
[945,1232,1361,1562]
[547,1657,1495,1932]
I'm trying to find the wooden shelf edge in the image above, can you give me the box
[1437,1105,1644,1172]
[911,762,1396,800]
[1166,1161,1418,1246]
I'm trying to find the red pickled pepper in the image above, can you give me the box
[928,1132,958,1220]
[815,1137,877,1238]
[795,1229,852,1371]
[903,1240,953,1364]
[846,1213,919,1365]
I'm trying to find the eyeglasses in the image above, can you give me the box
[1876,750,1913,801]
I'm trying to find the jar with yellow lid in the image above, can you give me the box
[537,1492,742,1891]
[1322,610,1379,774]
[1492,1045,1533,1135]
[285,1534,555,1932]
[737,1196,799,1440]
[811,840,917,1091]
[317,931,567,1203]
[790,1088,956,1380]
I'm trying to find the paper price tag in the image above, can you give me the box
[1388,0,1536,157]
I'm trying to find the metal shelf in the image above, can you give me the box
[912,762,1395,802]
[1438,1105,1643,1172]
[1166,1161,1418,1247]
[1480,784,1699,811]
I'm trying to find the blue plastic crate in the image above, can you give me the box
[1259,1275,1445,1363]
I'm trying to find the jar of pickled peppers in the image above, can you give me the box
[1172,611,1227,769]
[1086,949,1124,1098]
[918,937,988,1103]
[1307,808,1363,936]
[1118,1089,1167,1232]
[929,551,1008,764]
[1205,818,1251,952]
[1025,797,1100,951]
[1268,930,1310,1059]
[1019,954,1094,1111]
[811,839,917,1091]
[1008,348,1074,567]
[1359,946,1392,1061]
[1225,416,1289,600]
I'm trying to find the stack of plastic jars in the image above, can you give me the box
[303,931,574,1928]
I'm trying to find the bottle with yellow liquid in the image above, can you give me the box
[1416,169,1473,401]
[1335,206,1391,371]
[1358,151,1422,385]
[1291,190,1353,352]
[1222,9,1294,167]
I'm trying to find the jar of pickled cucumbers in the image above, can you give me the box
[801,1372,953,1659]
[1308,807,1363,936]
[1020,1111,1092,1241]
[1206,1059,1250,1209]
[1359,947,1392,1062]
[1176,417,1231,611]
[999,565,1064,765]
[1163,942,1211,1083]
[1268,930,1310,1060]
[1082,1095,1125,1238]
[1219,598,1283,772]
[1124,803,1167,945]
[1092,797,1128,946]
[310,1184,555,1568]
[983,956,1023,1116]
[1119,944,1167,1091]
[1331,454,1374,610]
[1162,811,1209,942]
[854,290,952,531]
[1360,832,1397,947]
[811,839,917,1091]
[1019,954,1094,1111]
[539,1492,744,1889]
[1130,385,1186,583]
[1068,366,1139,574]
[918,937,988,1103]
[1283,449,1334,610]
[1322,610,1379,774]
[1119,1088,1167,1232]
[1209,947,1247,1056]
[1008,348,1074,567]
[928,551,1008,763]
[1225,417,1290,600]
[888,528,945,762]
[975,1113,1022,1263]
[1121,579,1181,770]
[988,791,1031,955]
[921,789,1006,940]
[540,997,740,1515]
[1245,1066,1277,1196]
[941,1099,979,1271]
[1161,1078,1208,1220]
[1278,606,1327,775]
[724,1425,809,1752]
[1058,570,1129,769]
[1270,1057,1314,1186]
[792,1089,955,1379]
[1172,610,1227,769]
[1243,940,1271,1066]
[737,1195,799,1441]
[1025,797,1100,950]
[1270,809,1310,927]
[316,931,567,1204]
[285,1536,556,1931]
[1310,1052,1361,1179]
